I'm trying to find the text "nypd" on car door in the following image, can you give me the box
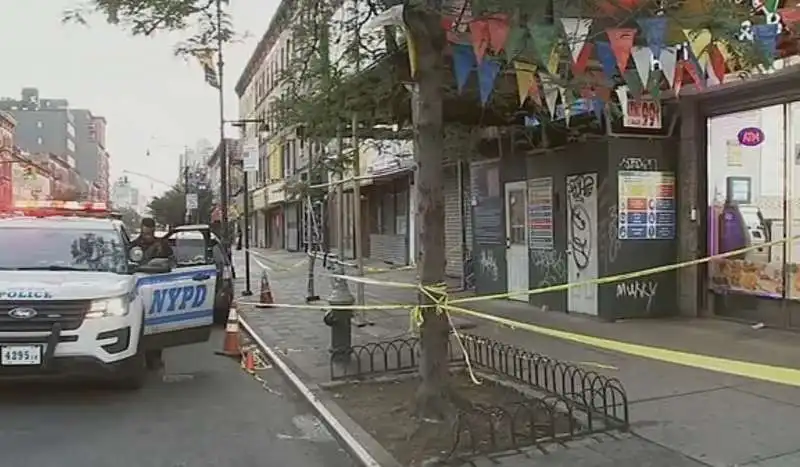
[137,265,217,336]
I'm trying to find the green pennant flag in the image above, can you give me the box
[622,69,644,97]
[528,22,557,65]
[505,24,528,62]
[763,0,779,13]
[647,74,661,99]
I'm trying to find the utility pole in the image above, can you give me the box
[183,163,191,224]
[215,0,230,249]
[351,0,365,306]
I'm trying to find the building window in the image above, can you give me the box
[36,121,43,128]
[37,137,43,145]
[67,139,75,152]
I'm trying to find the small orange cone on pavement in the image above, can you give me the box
[259,270,274,307]
[215,303,241,359]
[243,351,256,372]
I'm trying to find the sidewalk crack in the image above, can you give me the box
[628,384,745,405]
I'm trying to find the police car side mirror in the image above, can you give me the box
[136,258,172,274]
[129,247,144,263]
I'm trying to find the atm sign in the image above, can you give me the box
[737,127,764,147]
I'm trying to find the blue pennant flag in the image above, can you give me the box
[637,17,668,59]
[452,44,476,94]
[591,98,605,121]
[753,23,779,59]
[595,41,618,82]
[477,58,502,106]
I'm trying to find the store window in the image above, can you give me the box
[369,179,409,235]
[706,104,796,299]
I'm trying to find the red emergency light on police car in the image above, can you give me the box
[7,200,112,218]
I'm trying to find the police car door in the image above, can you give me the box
[138,228,217,349]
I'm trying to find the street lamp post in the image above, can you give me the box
[230,119,268,297]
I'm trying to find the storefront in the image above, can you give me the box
[693,62,800,327]
[266,181,285,249]
[285,201,301,252]
[252,187,267,248]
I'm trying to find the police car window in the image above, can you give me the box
[169,234,210,266]
[0,228,126,273]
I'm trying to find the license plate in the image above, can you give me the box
[1,345,42,365]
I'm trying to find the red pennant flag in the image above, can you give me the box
[469,20,491,63]
[486,14,510,52]
[598,0,643,16]
[606,28,636,73]
[571,43,594,75]
[708,44,726,83]
[441,16,461,44]
[674,60,704,96]
[779,7,800,25]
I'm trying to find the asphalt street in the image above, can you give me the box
[0,329,355,467]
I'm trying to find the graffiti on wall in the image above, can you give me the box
[598,178,621,269]
[615,279,659,313]
[478,248,499,282]
[566,174,595,272]
[531,249,567,287]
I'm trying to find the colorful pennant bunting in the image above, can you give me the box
[513,61,539,106]
[753,23,779,60]
[542,80,559,118]
[637,17,668,59]
[529,23,558,65]
[452,43,476,93]
[606,28,636,74]
[595,41,619,81]
[684,29,712,68]
[504,25,527,62]
[469,19,491,63]
[477,58,502,105]
[631,46,652,89]
[560,18,594,64]
[487,14,510,52]
[659,47,678,88]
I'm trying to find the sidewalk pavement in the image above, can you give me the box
[237,248,800,467]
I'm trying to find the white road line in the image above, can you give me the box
[249,255,272,272]
[239,318,383,467]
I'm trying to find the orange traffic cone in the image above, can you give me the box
[215,304,241,359]
[259,270,274,307]
[243,350,256,372]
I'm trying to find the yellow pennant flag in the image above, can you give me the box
[684,29,712,67]
[406,30,418,78]
[513,61,538,106]
[547,46,560,75]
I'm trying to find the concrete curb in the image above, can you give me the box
[238,316,403,467]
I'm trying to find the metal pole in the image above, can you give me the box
[215,0,229,249]
[351,112,365,307]
[242,170,253,296]
[184,164,190,224]
[336,128,345,265]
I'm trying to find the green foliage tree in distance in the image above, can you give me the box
[117,206,142,231]
[147,185,213,227]
[68,0,778,426]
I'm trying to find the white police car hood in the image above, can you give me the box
[0,271,130,301]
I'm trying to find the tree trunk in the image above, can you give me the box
[405,5,451,421]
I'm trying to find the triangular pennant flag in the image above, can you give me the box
[647,74,662,99]
[623,70,644,97]
[595,41,619,81]
[708,44,727,84]
[637,17,668,59]
[659,47,678,88]
[546,45,560,74]
[477,58,502,105]
[504,25,527,62]
[764,0,779,13]
[631,46,652,88]
[684,28,712,68]
[452,44,476,93]
[606,28,636,74]
[514,61,538,106]
[571,42,594,74]
[560,18,593,64]
[753,23,779,61]
[529,23,557,65]
[615,86,629,114]
[487,14,510,52]
[542,80,559,118]
[779,7,800,25]
[469,19,491,63]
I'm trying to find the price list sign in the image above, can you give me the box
[527,177,554,250]
[617,171,676,240]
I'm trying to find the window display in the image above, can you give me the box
[707,105,786,298]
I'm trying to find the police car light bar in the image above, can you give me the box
[12,200,110,213]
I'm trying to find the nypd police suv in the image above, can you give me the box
[0,201,218,389]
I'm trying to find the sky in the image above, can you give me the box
[0,0,280,202]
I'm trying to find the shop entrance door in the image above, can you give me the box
[505,181,529,301]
